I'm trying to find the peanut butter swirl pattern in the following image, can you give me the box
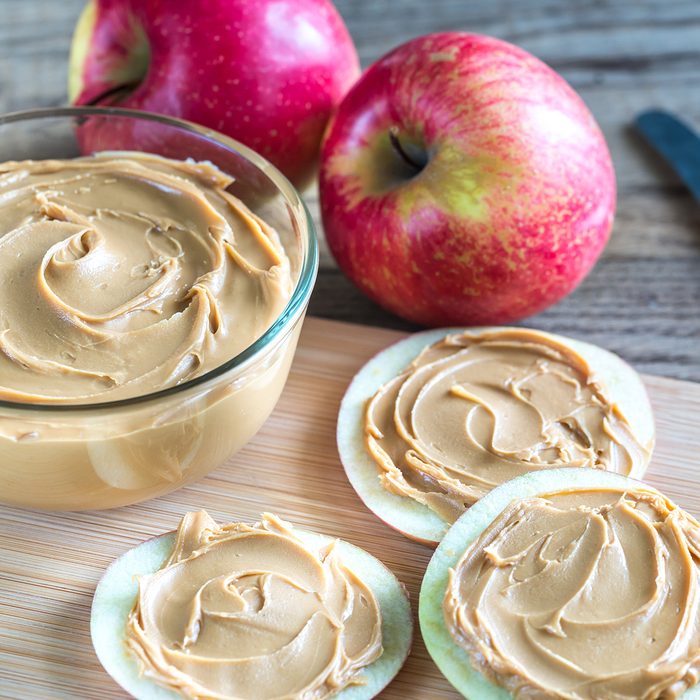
[127,512,383,700]
[444,487,700,699]
[0,153,291,404]
[365,330,650,522]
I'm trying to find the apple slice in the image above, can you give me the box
[91,526,413,700]
[418,467,700,699]
[337,327,655,546]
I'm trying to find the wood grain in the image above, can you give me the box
[0,1,699,380]
[1,316,700,699]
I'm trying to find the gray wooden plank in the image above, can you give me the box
[310,256,700,381]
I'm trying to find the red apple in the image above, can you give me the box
[319,32,615,325]
[68,0,360,188]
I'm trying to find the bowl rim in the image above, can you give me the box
[0,105,319,413]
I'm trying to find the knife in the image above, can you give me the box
[634,109,700,203]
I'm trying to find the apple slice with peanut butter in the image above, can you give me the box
[419,468,700,700]
[91,511,413,700]
[338,327,655,545]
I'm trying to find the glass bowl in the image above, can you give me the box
[0,107,318,510]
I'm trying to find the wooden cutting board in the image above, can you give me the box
[2,316,700,700]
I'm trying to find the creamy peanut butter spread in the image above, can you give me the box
[126,511,383,700]
[444,486,700,699]
[0,153,291,403]
[365,330,650,522]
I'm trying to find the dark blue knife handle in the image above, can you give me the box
[635,109,700,203]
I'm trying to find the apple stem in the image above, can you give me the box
[389,126,426,173]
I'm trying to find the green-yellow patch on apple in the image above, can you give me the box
[69,0,150,105]
[328,132,498,223]
[396,143,497,222]
[325,130,416,208]
[68,0,96,102]
[429,47,459,63]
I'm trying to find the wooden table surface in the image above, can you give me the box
[3,317,700,700]
[1,0,699,380]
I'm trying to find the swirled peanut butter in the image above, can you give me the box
[0,153,291,403]
[126,511,383,700]
[444,486,700,699]
[365,330,650,522]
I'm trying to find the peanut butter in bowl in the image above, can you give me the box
[0,152,292,402]
[0,139,316,510]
